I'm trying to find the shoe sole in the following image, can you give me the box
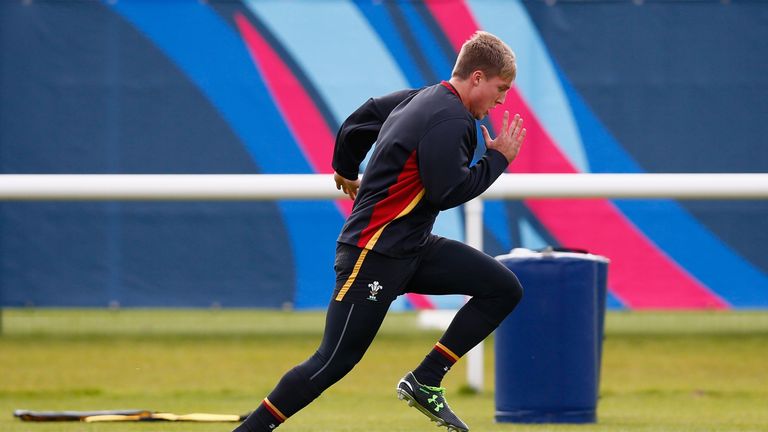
[396,387,468,432]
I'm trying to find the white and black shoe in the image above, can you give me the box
[396,372,469,432]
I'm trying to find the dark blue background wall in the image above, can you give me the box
[0,1,295,307]
[1,0,766,309]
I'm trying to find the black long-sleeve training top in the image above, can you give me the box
[332,81,509,257]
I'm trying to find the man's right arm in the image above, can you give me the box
[332,88,419,180]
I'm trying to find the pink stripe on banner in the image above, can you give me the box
[236,13,434,309]
[407,293,437,309]
[424,2,727,309]
[526,199,728,308]
[425,0,478,51]
[235,13,353,216]
[404,294,434,310]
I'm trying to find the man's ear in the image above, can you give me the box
[471,70,483,86]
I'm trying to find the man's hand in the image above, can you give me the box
[334,172,360,201]
[481,111,526,164]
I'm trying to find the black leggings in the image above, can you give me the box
[260,238,523,421]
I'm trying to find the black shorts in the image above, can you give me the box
[332,242,421,304]
[332,234,520,308]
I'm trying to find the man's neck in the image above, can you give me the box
[448,77,472,112]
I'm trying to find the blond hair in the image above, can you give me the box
[452,31,516,81]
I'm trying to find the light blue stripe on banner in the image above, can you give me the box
[469,0,589,173]
[355,2,428,87]
[108,0,342,308]
[397,1,454,78]
[245,0,465,244]
[244,0,408,123]
[519,218,548,251]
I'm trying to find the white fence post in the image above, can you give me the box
[464,198,485,392]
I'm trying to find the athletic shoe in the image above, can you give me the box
[396,372,469,432]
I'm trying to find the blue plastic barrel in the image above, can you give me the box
[494,248,609,423]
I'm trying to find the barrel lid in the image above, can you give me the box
[496,247,610,263]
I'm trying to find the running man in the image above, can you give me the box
[234,30,526,432]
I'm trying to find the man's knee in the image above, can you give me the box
[504,272,523,309]
[470,271,523,325]
[486,270,523,322]
[485,267,523,306]
[304,348,364,390]
[276,366,322,410]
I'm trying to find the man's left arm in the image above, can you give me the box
[418,119,509,210]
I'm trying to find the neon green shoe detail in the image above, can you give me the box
[396,372,469,432]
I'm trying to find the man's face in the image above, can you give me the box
[468,72,512,120]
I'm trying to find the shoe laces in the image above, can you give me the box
[422,384,446,395]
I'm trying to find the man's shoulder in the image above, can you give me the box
[410,85,471,119]
[381,84,472,138]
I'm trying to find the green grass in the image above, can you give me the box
[1,309,767,432]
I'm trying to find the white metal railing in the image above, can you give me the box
[1,173,767,200]
[1,172,767,391]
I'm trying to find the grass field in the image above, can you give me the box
[1,309,767,432]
